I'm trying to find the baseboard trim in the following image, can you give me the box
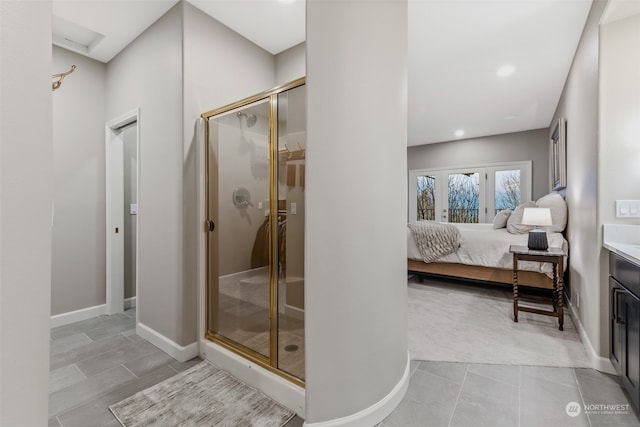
[303,351,410,427]
[566,298,616,374]
[201,339,306,418]
[124,296,137,310]
[50,304,106,328]
[136,322,199,363]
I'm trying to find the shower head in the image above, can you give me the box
[237,111,257,128]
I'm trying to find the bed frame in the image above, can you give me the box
[407,259,554,289]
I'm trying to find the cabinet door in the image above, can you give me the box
[622,290,640,409]
[611,279,624,374]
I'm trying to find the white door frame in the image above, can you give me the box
[105,108,139,316]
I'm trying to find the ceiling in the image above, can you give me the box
[52,0,595,147]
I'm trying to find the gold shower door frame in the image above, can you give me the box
[202,77,305,388]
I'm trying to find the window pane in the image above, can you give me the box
[448,172,479,223]
[495,170,521,212]
[417,175,435,221]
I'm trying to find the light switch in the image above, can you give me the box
[258,201,263,209]
[291,202,297,215]
[616,200,640,217]
[130,204,138,215]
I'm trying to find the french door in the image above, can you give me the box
[409,161,531,223]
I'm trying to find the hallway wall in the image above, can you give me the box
[550,0,607,367]
[0,1,53,425]
[105,4,186,343]
[51,46,107,316]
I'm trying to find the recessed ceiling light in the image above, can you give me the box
[504,115,517,120]
[278,0,297,3]
[454,130,465,137]
[497,65,516,77]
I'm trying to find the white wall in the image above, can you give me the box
[0,1,53,425]
[275,42,306,86]
[597,11,640,354]
[51,46,107,315]
[407,128,550,200]
[106,4,187,343]
[306,0,408,424]
[599,14,640,225]
[551,0,607,364]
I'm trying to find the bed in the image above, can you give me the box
[407,193,569,289]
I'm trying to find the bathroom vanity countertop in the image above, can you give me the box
[603,224,640,266]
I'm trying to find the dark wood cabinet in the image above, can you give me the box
[610,252,640,411]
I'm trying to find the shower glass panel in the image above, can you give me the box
[207,99,272,359]
[204,77,305,387]
[276,85,306,380]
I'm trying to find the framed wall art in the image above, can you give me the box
[551,117,567,191]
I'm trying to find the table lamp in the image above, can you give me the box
[522,207,552,250]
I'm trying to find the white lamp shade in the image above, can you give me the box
[522,207,553,227]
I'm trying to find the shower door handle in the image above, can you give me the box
[205,220,215,232]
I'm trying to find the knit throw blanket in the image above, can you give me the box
[408,221,462,262]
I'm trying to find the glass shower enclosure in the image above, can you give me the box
[202,78,305,386]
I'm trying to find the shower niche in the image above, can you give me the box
[202,78,305,386]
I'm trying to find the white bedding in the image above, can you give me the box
[408,222,568,278]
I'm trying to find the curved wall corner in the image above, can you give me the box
[305,0,409,424]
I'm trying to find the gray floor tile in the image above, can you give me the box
[83,316,135,341]
[401,369,461,425]
[49,365,137,417]
[121,333,160,353]
[520,369,588,427]
[49,364,86,394]
[75,340,154,377]
[409,359,419,377]
[50,333,93,356]
[575,370,640,426]
[122,349,175,377]
[521,365,578,389]
[416,360,468,385]
[383,399,446,427]
[170,357,204,372]
[450,371,518,427]
[575,367,621,389]
[56,365,178,427]
[283,415,304,427]
[50,316,113,341]
[467,363,520,387]
[50,335,131,371]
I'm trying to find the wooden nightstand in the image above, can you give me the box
[509,245,567,330]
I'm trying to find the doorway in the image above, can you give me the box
[105,109,139,316]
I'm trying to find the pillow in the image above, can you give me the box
[506,201,537,234]
[536,192,567,232]
[493,209,512,229]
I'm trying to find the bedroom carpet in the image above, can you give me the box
[109,361,294,427]
[408,276,591,368]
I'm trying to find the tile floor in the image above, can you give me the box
[49,309,640,427]
[48,308,304,427]
[381,360,640,427]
